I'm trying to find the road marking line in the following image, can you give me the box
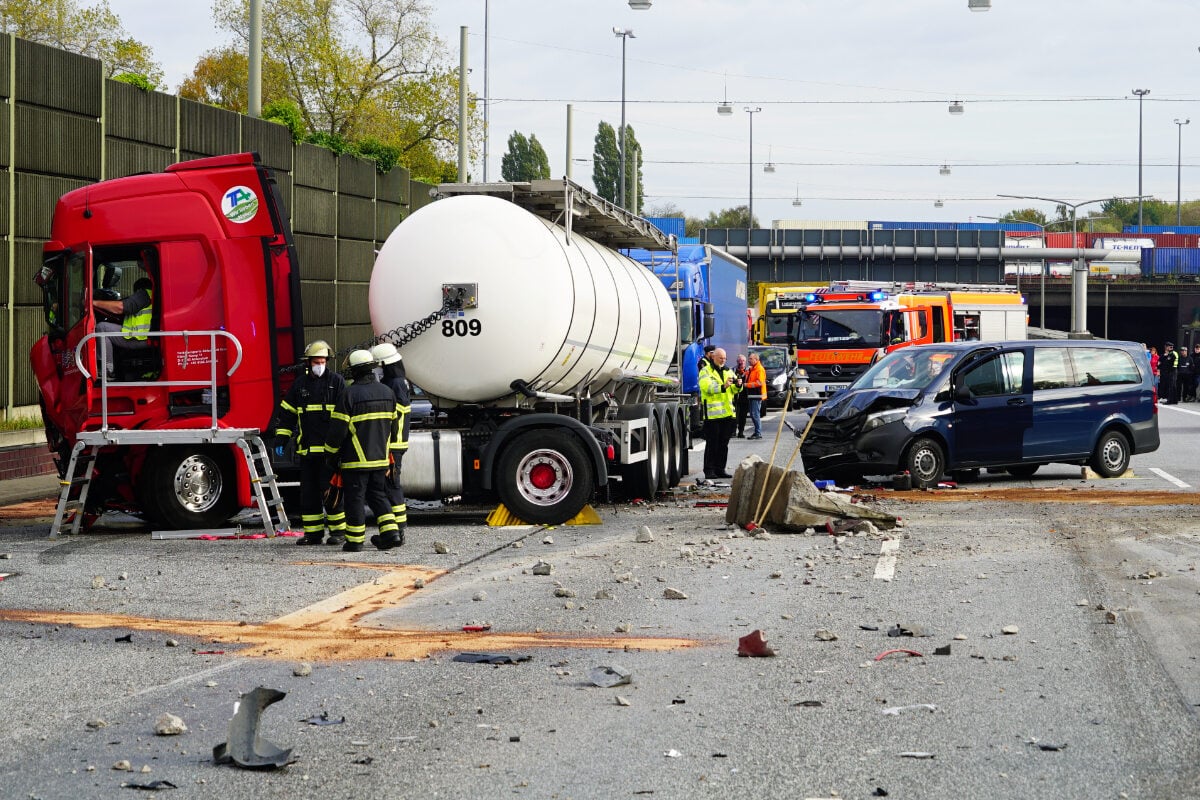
[1149,467,1191,489]
[1160,403,1200,417]
[874,539,900,581]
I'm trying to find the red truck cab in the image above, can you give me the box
[30,153,303,528]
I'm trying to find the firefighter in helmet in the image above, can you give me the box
[324,349,400,553]
[273,340,347,545]
[369,342,411,548]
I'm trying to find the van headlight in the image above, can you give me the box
[772,372,787,389]
[861,408,907,432]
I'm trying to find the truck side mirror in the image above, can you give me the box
[702,302,715,340]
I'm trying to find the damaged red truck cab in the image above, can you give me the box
[30,153,303,528]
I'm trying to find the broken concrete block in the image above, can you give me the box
[663,588,688,600]
[154,713,188,736]
[531,561,553,576]
[635,526,655,543]
[726,456,897,533]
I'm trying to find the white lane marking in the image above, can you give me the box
[1160,403,1200,417]
[874,539,900,582]
[1149,467,1191,489]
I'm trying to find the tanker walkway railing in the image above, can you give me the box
[49,331,289,538]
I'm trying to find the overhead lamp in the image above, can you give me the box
[764,146,775,173]
[792,184,802,207]
[939,164,951,175]
[629,0,652,8]
[948,101,964,115]
[968,0,991,10]
[934,199,945,208]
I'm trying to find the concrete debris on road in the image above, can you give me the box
[724,456,898,532]
[882,704,937,715]
[663,588,688,600]
[153,713,187,736]
[590,664,633,688]
[212,687,294,770]
[293,663,312,677]
[1002,625,1019,635]
[814,629,838,641]
[737,629,775,657]
[635,525,655,543]
[434,541,450,554]
[531,561,552,576]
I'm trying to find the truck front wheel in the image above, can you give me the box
[497,430,595,525]
[143,446,239,529]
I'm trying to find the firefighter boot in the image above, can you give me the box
[370,527,404,551]
[296,533,324,546]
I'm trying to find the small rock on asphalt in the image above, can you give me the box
[165,639,178,648]
[663,588,688,600]
[815,629,838,641]
[1105,610,1118,624]
[594,589,613,600]
[473,591,487,602]
[112,760,132,771]
[86,719,107,730]
[1001,625,1019,635]
[532,561,553,576]
[553,587,576,598]
[293,663,313,677]
[434,541,450,554]
[153,713,187,736]
[635,526,655,543]
[91,576,105,590]
[413,578,426,589]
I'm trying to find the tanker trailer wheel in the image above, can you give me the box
[658,405,680,490]
[145,445,239,529]
[675,407,690,480]
[620,408,663,499]
[496,430,595,525]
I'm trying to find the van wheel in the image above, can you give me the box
[904,437,945,489]
[1006,465,1040,479]
[497,430,594,525]
[145,446,239,529]
[1089,430,1130,478]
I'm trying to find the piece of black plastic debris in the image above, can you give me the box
[1033,741,1067,751]
[302,712,345,726]
[121,780,178,791]
[887,623,928,638]
[212,686,294,770]
[934,644,952,656]
[509,736,520,743]
[670,698,686,705]
[793,700,824,707]
[872,788,889,797]
[452,652,532,665]
[712,753,728,758]
[859,625,880,631]
[115,634,132,643]
[352,756,373,765]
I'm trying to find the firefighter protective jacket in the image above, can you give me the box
[275,369,347,456]
[325,374,398,470]
[380,363,412,454]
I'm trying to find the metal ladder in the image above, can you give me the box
[235,433,290,534]
[48,431,291,538]
[49,440,100,538]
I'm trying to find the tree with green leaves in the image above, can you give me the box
[500,132,550,182]
[0,0,162,85]
[189,0,477,182]
[700,206,757,230]
[592,121,645,213]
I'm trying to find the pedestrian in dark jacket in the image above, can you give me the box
[1177,346,1195,402]
[274,340,347,545]
[369,342,412,547]
[324,350,399,553]
[1160,342,1180,404]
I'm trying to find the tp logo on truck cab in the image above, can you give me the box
[222,186,259,223]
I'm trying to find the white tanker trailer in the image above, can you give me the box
[368,180,690,524]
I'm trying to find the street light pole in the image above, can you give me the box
[998,194,1144,337]
[1133,88,1150,232]
[1176,118,1191,225]
[744,106,761,230]
[613,28,635,210]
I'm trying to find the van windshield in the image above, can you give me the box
[854,347,959,391]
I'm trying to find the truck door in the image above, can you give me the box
[56,247,95,423]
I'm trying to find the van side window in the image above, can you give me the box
[1033,347,1073,390]
[1070,348,1140,386]
[962,352,1024,397]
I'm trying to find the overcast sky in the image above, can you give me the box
[106,0,1200,227]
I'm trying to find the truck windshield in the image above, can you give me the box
[795,309,883,349]
[760,309,795,346]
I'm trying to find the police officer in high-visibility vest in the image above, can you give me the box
[369,342,410,548]
[273,340,347,545]
[699,347,738,479]
[93,275,153,380]
[325,349,400,553]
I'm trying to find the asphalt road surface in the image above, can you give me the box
[1,409,1198,799]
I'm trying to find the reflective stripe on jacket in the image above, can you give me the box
[380,367,411,453]
[325,375,398,470]
[698,360,735,419]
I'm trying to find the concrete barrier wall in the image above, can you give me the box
[0,36,436,416]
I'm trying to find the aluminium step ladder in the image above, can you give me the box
[48,430,291,538]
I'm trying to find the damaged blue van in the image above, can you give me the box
[799,340,1160,489]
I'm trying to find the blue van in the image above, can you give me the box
[799,340,1160,488]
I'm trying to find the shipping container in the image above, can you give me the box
[646,216,686,239]
[773,219,868,230]
[1045,232,1085,248]
[956,222,1041,232]
[868,221,956,231]
[1124,224,1200,235]
[1140,247,1200,276]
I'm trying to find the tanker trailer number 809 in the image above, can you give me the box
[442,319,482,337]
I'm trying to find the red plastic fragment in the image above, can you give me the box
[737,629,776,658]
[195,650,225,655]
[874,648,923,661]
[462,624,492,632]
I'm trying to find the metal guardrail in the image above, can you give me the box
[75,330,244,433]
